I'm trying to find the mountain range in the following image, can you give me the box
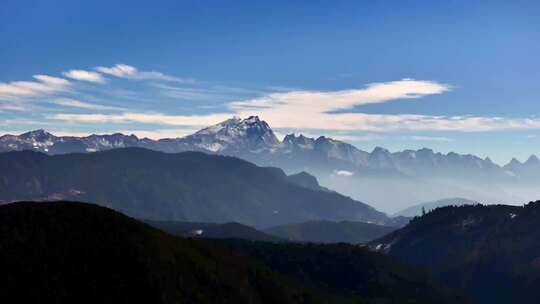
[2,116,539,211]
[0,148,390,228]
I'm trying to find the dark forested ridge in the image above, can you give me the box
[145,220,283,242]
[0,201,468,304]
[264,220,397,244]
[0,148,388,227]
[217,240,470,304]
[0,201,298,304]
[372,201,540,304]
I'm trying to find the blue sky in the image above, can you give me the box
[1,0,539,164]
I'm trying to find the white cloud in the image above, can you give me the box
[232,79,450,113]
[45,77,540,133]
[230,79,453,130]
[116,128,199,139]
[49,112,233,127]
[335,170,354,177]
[95,64,194,83]
[63,70,106,83]
[33,75,70,86]
[95,64,137,78]
[0,104,26,111]
[51,98,125,111]
[0,75,70,100]
[8,74,535,135]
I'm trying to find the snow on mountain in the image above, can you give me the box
[0,129,57,153]
[282,134,315,150]
[179,115,280,154]
[0,116,538,182]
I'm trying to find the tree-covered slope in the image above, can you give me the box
[372,201,540,304]
[0,201,468,304]
[0,201,300,304]
[0,148,387,227]
[145,220,282,242]
[219,240,470,304]
[264,220,396,244]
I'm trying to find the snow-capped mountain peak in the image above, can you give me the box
[283,134,315,149]
[0,129,58,152]
[1,116,539,184]
[182,116,279,153]
[20,129,56,141]
[194,116,242,136]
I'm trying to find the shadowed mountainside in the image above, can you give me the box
[264,220,396,244]
[0,148,388,228]
[0,201,469,304]
[145,220,282,242]
[372,201,540,304]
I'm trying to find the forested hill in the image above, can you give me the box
[372,201,540,304]
[0,201,469,304]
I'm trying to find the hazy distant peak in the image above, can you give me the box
[393,197,478,217]
[372,146,390,154]
[525,154,540,165]
[505,157,522,167]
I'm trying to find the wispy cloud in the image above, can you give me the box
[0,75,70,100]
[95,64,195,83]
[0,63,195,113]
[95,64,137,78]
[156,84,229,101]
[49,112,232,127]
[0,104,26,111]
[116,128,199,139]
[6,68,540,137]
[47,78,540,133]
[231,79,451,112]
[62,70,105,83]
[230,79,453,130]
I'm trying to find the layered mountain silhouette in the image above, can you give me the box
[2,116,539,210]
[145,220,283,242]
[372,201,540,304]
[0,201,468,304]
[0,148,388,227]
